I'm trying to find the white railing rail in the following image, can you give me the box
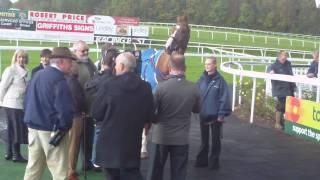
[141,22,320,41]
[220,61,320,123]
[148,26,319,49]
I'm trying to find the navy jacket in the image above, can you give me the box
[24,66,74,131]
[307,60,318,78]
[269,60,295,97]
[198,71,231,120]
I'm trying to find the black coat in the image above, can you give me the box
[269,60,296,97]
[31,64,44,78]
[92,72,155,168]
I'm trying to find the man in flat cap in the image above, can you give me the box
[23,47,75,180]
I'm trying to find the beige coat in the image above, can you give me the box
[0,64,28,109]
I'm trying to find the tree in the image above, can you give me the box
[0,0,12,8]
[238,0,256,28]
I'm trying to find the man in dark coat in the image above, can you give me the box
[31,48,52,78]
[194,56,231,170]
[92,52,155,180]
[73,40,97,171]
[269,50,296,130]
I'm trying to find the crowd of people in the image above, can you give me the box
[0,39,233,180]
[0,32,318,180]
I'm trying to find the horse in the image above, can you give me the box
[140,15,190,89]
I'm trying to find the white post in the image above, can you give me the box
[197,30,200,38]
[152,27,154,35]
[250,78,257,123]
[232,74,236,111]
[238,75,243,105]
[211,32,214,40]
[96,41,99,60]
[265,36,267,44]
[201,47,204,63]
[167,28,170,36]
[238,34,241,42]
[225,32,228,41]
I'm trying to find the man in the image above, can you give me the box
[194,57,232,170]
[92,52,155,180]
[269,50,296,130]
[23,47,75,180]
[307,50,319,78]
[147,54,200,180]
[66,62,87,180]
[73,40,97,171]
[31,48,52,78]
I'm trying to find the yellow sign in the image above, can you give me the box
[285,96,320,130]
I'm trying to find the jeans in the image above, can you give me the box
[91,126,100,165]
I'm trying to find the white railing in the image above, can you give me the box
[220,61,320,123]
[148,26,319,49]
[141,22,320,41]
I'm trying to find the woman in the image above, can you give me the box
[86,47,118,171]
[0,49,29,162]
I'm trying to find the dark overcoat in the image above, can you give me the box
[269,60,296,97]
[92,72,155,168]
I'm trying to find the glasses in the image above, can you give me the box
[81,49,89,53]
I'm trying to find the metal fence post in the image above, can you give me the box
[250,78,257,123]
[232,74,236,111]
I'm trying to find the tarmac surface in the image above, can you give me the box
[1,109,320,180]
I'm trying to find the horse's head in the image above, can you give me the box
[167,15,190,55]
[177,15,188,26]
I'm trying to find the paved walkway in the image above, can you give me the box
[1,110,320,179]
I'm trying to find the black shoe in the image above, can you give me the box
[12,155,27,163]
[4,154,12,160]
[194,162,208,168]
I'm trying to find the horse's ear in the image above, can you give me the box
[177,15,188,25]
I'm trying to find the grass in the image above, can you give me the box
[0,25,317,82]
[0,142,104,179]
[0,24,317,179]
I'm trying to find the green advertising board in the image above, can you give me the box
[285,96,320,143]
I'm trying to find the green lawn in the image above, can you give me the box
[0,142,103,179]
[0,24,317,82]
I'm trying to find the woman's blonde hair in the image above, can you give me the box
[11,49,29,65]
